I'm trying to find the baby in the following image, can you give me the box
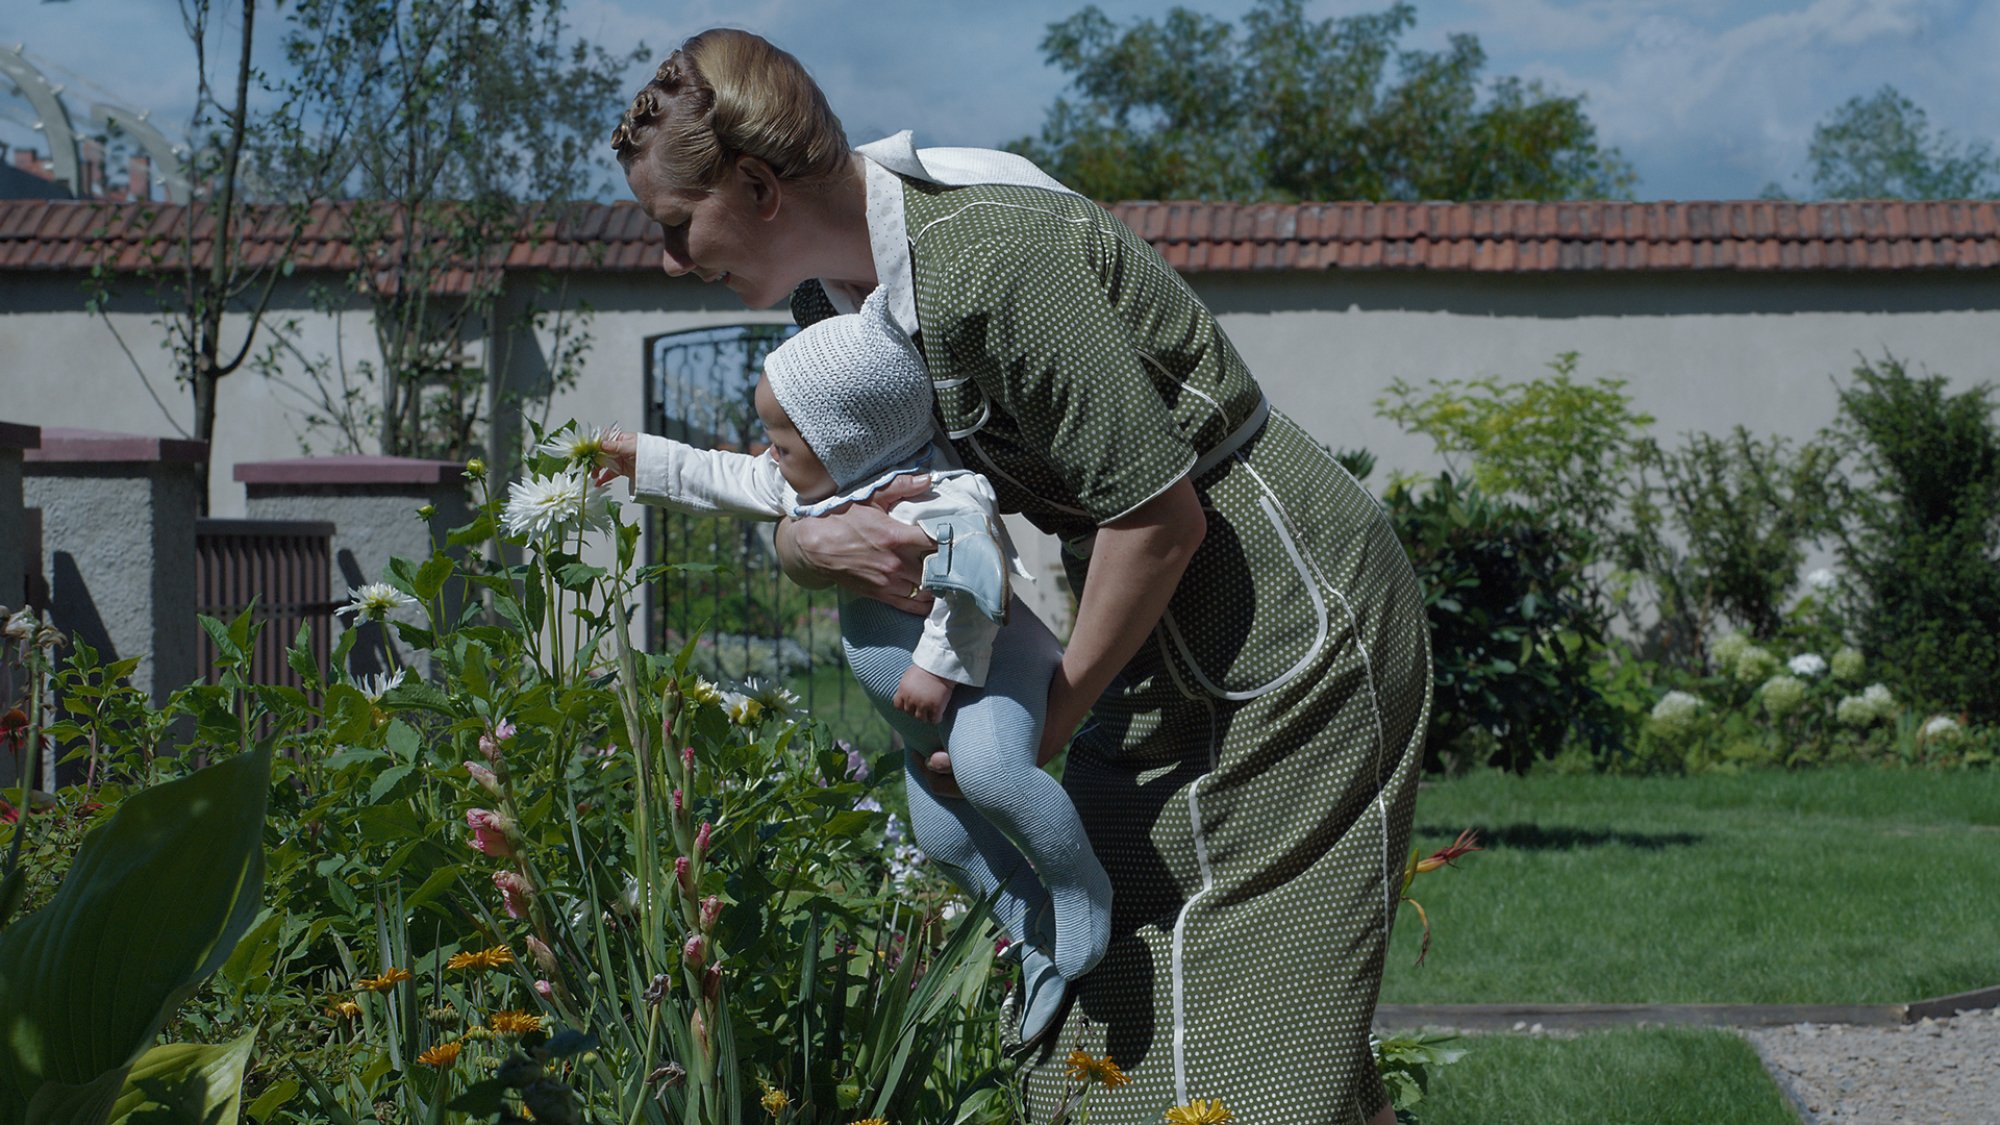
[606,288,1109,1045]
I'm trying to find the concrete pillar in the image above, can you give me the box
[235,456,471,679]
[21,428,205,708]
[0,421,37,612]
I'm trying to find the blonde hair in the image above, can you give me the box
[611,29,850,192]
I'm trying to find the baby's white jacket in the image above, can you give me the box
[628,433,1025,688]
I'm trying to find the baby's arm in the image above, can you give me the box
[609,430,793,519]
[893,664,956,724]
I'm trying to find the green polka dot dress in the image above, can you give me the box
[795,177,1432,1124]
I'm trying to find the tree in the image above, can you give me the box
[84,0,332,514]
[1008,0,1634,203]
[256,0,644,465]
[1806,85,1998,199]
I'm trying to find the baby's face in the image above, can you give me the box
[753,376,837,502]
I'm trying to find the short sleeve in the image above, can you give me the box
[933,237,1197,525]
[790,280,838,328]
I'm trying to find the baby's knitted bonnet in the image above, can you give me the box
[764,286,935,490]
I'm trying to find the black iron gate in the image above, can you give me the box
[643,324,883,746]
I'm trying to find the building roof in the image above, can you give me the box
[1,198,1996,277]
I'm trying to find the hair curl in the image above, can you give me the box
[611,29,849,193]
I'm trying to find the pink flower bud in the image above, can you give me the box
[675,856,693,897]
[466,808,517,857]
[477,718,516,763]
[672,788,683,813]
[690,1009,710,1062]
[681,745,695,770]
[493,870,534,920]
[682,932,706,971]
[463,761,502,796]
[699,894,722,932]
[525,935,559,976]
[694,820,712,858]
[534,978,555,999]
[703,963,722,1002]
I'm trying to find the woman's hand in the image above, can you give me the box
[774,475,937,612]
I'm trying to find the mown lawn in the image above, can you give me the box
[1379,767,2000,1004]
[1409,1029,1798,1125]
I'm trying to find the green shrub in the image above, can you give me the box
[1826,355,2000,722]
[1624,428,1839,660]
[1384,473,1619,773]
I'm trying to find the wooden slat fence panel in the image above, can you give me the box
[194,518,336,690]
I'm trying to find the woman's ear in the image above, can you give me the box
[736,155,783,221]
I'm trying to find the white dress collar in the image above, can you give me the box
[821,131,1078,338]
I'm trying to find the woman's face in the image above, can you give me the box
[626,154,799,310]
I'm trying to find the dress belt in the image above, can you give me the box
[1063,395,1271,560]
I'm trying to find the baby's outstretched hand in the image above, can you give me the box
[592,428,638,487]
[893,664,955,724]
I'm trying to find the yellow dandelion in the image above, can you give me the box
[488,1009,544,1035]
[417,1040,464,1068]
[846,1119,888,1125]
[760,1088,791,1117]
[327,999,363,1019]
[1163,1099,1233,1124]
[446,945,515,972]
[1064,1049,1130,1089]
[355,967,412,992]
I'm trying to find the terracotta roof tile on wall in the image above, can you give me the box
[2,198,1998,277]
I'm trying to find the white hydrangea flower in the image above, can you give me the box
[1830,646,1865,682]
[1805,568,1838,592]
[1760,675,1808,718]
[357,668,405,702]
[1711,633,1751,672]
[1734,645,1781,685]
[1836,694,1879,728]
[337,582,419,623]
[535,423,623,470]
[1787,653,1828,678]
[501,467,614,539]
[1922,715,1963,740]
[1649,690,1704,736]
[1861,683,1896,720]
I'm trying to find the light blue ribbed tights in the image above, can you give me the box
[839,593,1111,980]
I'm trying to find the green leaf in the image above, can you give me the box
[446,1079,509,1115]
[103,1033,256,1125]
[446,514,494,549]
[198,616,245,667]
[404,864,464,913]
[0,750,270,1124]
[413,554,455,602]
[367,765,415,804]
[243,1077,297,1124]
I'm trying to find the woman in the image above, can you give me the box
[607,29,1431,1125]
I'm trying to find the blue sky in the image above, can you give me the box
[6,0,1997,200]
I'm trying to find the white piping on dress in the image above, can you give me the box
[1159,491,1330,701]
[1157,646,1220,1106]
[1238,458,1398,937]
[911,199,1098,247]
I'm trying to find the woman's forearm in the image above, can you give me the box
[1040,477,1207,761]
[773,517,837,590]
[773,498,938,606]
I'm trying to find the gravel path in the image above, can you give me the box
[1744,1006,2000,1124]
